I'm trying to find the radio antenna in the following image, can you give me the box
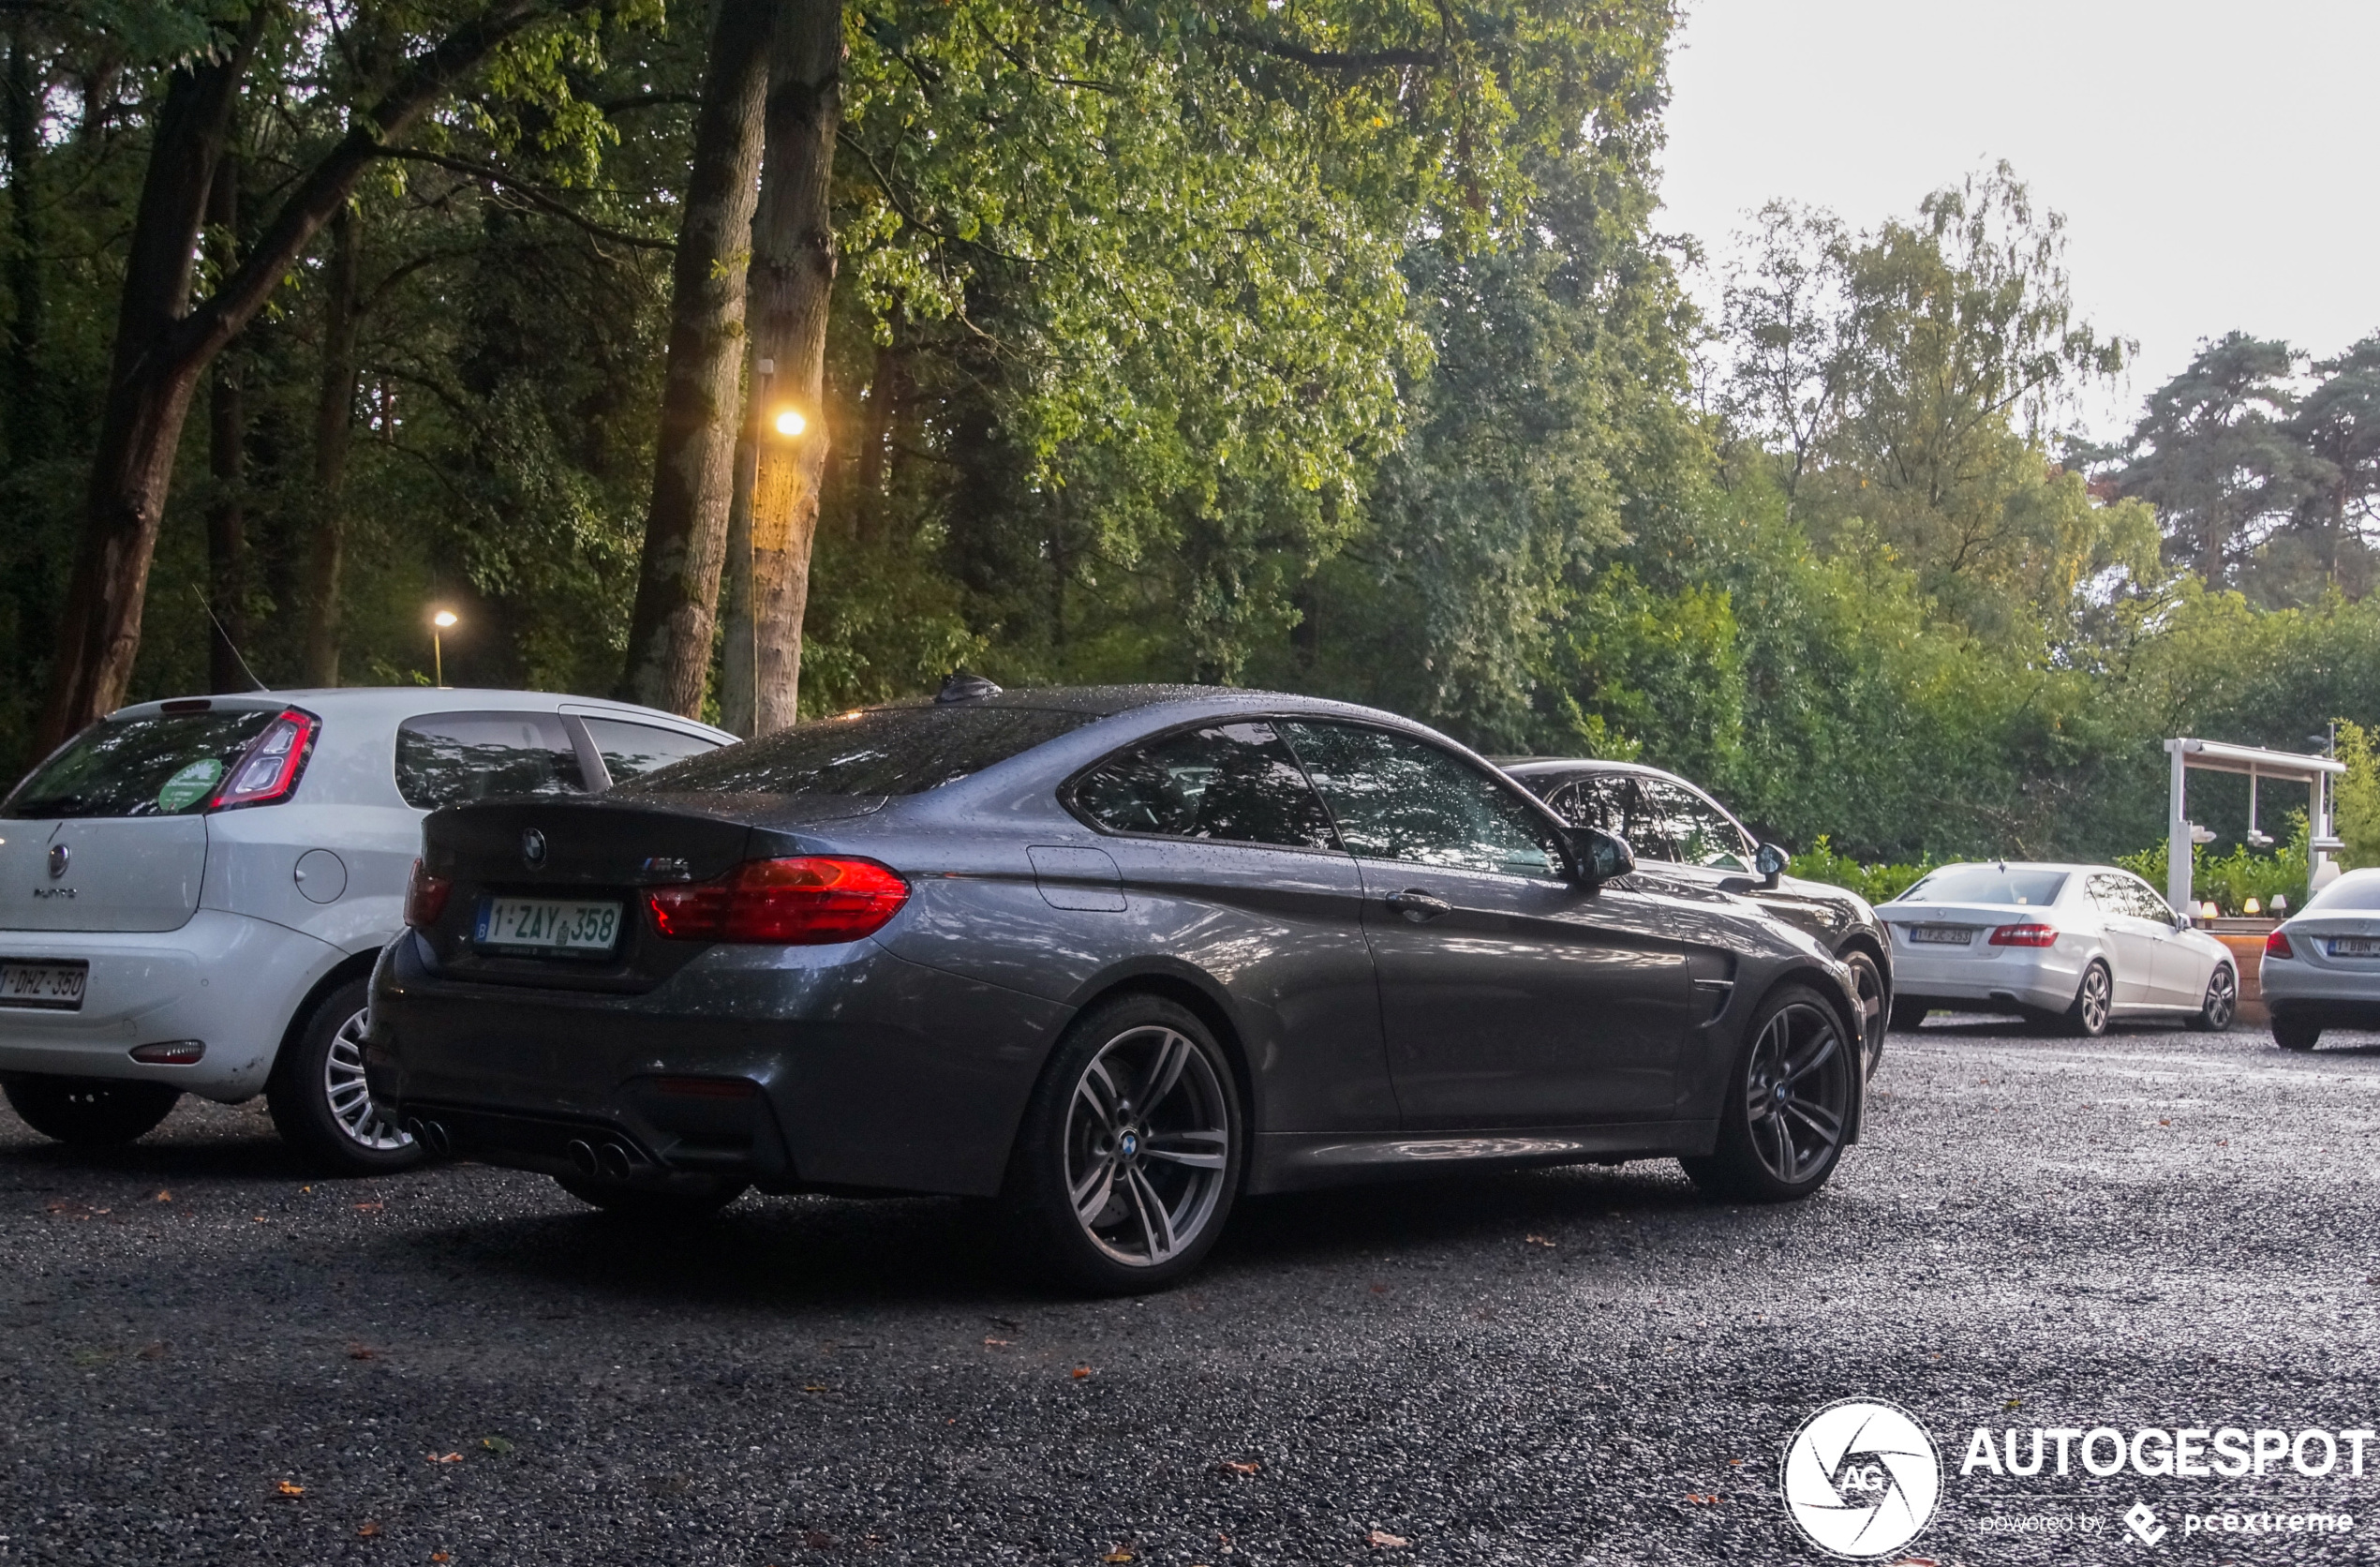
[191,585,271,693]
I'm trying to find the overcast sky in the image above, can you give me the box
[1659,0,2380,438]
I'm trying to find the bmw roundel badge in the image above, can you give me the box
[521,828,547,869]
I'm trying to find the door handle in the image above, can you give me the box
[1385,889,1452,923]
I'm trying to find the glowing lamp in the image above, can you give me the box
[773,408,806,437]
[2242,897,2262,916]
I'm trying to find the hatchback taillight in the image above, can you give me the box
[1988,922,2059,948]
[2266,929,2296,961]
[405,858,452,929]
[208,708,319,810]
[647,857,910,945]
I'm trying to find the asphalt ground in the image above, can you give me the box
[3,1017,2377,1566]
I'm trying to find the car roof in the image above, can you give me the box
[1498,756,1675,779]
[855,683,1442,727]
[108,688,736,740]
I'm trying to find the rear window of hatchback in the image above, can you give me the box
[4,710,279,818]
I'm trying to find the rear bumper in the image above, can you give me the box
[365,933,1068,1198]
[0,911,340,1100]
[1889,945,2081,1013]
[2258,956,2380,1007]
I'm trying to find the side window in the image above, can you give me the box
[395,712,589,811]
[1639,779,1754,872]
[580,718,722,784]
[2124,877,2175,922]
[1071,721,1338,851]
[2087,873,2126,914]
[1539,773,1620,832]
[1278,720,1567,878]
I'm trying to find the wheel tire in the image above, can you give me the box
[2,1075,181,1145]
[2065,962,2113,1038]
[265,978,423,1175]
[1887,996,1929,1034]
[1845,950,1887,1077]
[1680,984,1855,1203]
[2186,965,2238,1033]
[1003,992,1243,1295]
[2272,1015,2321,1052]
[555,1174,749,1221]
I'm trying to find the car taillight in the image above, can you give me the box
[405,858,452,929]
[647,857,910,945]
[208,708,319,810]
[1988,922,2058,948]
[2266,929,2296,961]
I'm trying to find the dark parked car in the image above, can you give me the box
[1502,759,1891,1076]
[369,684,1867,1292]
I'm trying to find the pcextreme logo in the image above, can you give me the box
[1780,1398,1943,1560]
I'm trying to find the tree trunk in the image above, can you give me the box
[5,19,41,469]
[34,0,563,751]
[743,0,841,736]
[717,425,759,736]
[204,144,250,693]
[851,333,903,545]
[302,205,362,686]
[615,0,777,715]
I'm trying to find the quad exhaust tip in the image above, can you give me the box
[566,1139,600,1177]
[597,1142,633,1180]
[406,1117,452,1156]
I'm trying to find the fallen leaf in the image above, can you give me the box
[1365,1529,1409,1548]
[1728,1458,1743,1467]
[348,1344,376,1361]
[801,1530,838,1549]
[802,1383,829,1394]
[1103,1551,1135,1563]
[1070,1366,1093,1380]
[357,1520,381,1539]
[153,1190,171,1202]
[427,1451,464,1464]
[1523,1234,1554,1248]
[432,1555,450,1563]
[352,1201,384,1212]
[251,1215,268,1223]
[2003,1397,2021,1410]
[275,1480,305,1497]
[1684,1493,1720,1505]
[1217,1459,1261,1476]
[138,1341,167,1361]
[2158,1119,2171,1127]
[481,1435,514,1455]
[301,1186,313,1194]
[981,1337,1013,1348]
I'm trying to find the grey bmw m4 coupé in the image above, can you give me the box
[368,682,1864,1291]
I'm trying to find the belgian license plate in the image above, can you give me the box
[2328,936,2380,958]
[1910,925,1974,946]
[0,959,88,1009]
[474,898,623,955]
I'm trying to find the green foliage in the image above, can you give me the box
[2116,813,2309,916]
[1788,836,1933,906]
[2332,721,2380,870]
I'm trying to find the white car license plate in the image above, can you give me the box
[1910,925,1974,946]
[474,898,624,955]
[2328,936,2380,958]
[0,959,88,1009]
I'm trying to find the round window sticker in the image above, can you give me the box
[156,757,224,813]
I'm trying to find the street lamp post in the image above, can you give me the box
[431,609,458,687]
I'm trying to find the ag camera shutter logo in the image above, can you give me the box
[1781,1398,1942,1559]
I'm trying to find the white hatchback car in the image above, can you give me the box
[0,688,731,1171]
[1878,861,2237,1036]
[2257,867,2380,1051]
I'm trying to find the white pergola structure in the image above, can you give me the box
[2164,738,2346,914]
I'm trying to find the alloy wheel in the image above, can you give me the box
[322,1007,413,1153]
[2077,965,2111,1035]
[1063,1025,1231,1268]
[1742,1001,1851,1184]
[2203,966,2237,1028]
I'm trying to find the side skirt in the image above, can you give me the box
[1246,1121,1718,1196]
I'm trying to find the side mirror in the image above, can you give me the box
[1755,842,1791,889]
[1572,827,1636,886]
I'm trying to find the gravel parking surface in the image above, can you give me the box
[4,1019,2377,1565]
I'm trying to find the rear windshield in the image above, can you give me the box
[2306,873,2380,912]
[4,710,277,818]
[621,704,1094,798]
[1896,866,2068,907]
